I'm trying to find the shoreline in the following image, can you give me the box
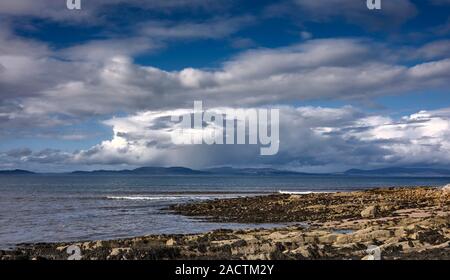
[1,187,449,260]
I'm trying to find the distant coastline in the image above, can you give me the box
[3,166,450,177]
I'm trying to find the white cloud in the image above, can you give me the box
[139,16,255,40]
[415,40,450,60]
[2,37,449,135]
[64,105,450,171]
[4,105,450,171]
[27,41,450,103]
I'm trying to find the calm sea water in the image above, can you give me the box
[0,174,449,249]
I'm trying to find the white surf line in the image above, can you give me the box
[106,194,248,201]
[278,190,334,194]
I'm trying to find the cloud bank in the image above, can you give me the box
[2,105,450,172]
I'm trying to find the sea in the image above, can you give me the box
[0,174,449,249]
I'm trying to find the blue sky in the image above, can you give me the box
[0,0,449,172]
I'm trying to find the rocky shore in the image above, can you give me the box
[1,187,449,260]
[170,187,449,223]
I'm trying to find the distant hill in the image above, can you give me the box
[344,167,450,177]
[71,166,208,175]
[2,166,450,177]
[0,169,35,175]
[204,167,315,176]
[71,166,315,176]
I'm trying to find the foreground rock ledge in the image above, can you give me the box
[1,187,449,260]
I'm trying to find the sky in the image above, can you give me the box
[0,0,449,172]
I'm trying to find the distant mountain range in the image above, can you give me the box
[71,167,207,175]
[204,167,315,176]
[0,169,35,175]
[1,167,450,177]
[71,167,316,176]
[343,167,450,177]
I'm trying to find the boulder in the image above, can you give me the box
[110,248,122,257]
[361,205,379,218]
[442,184,450,193]
[109,247,130,257]
[292,246,311,258]
[166,238,175,246]
[56,246,67,252]
[91,240,105,249]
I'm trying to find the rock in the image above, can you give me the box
[166,238,175,246]
[92,240,105,249]
[318,234,338,243]
[410,232,420,240]
[288,195,301,201]
[361,205,378,218]
[81,242,92,250]
[335,235,352,245]
[352,229,391,242]
[380,204,393,212]
[171,187,444,224]
[247,253,269,260]
[399,241,412,251]
[442,184,450,193]
[110,248,121,257]
[110,248,129,257]
[406,224,418,231]
[394,227,407,238]
[56,246,67,252]
[369,230,392,240]
[292,247,310,258]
